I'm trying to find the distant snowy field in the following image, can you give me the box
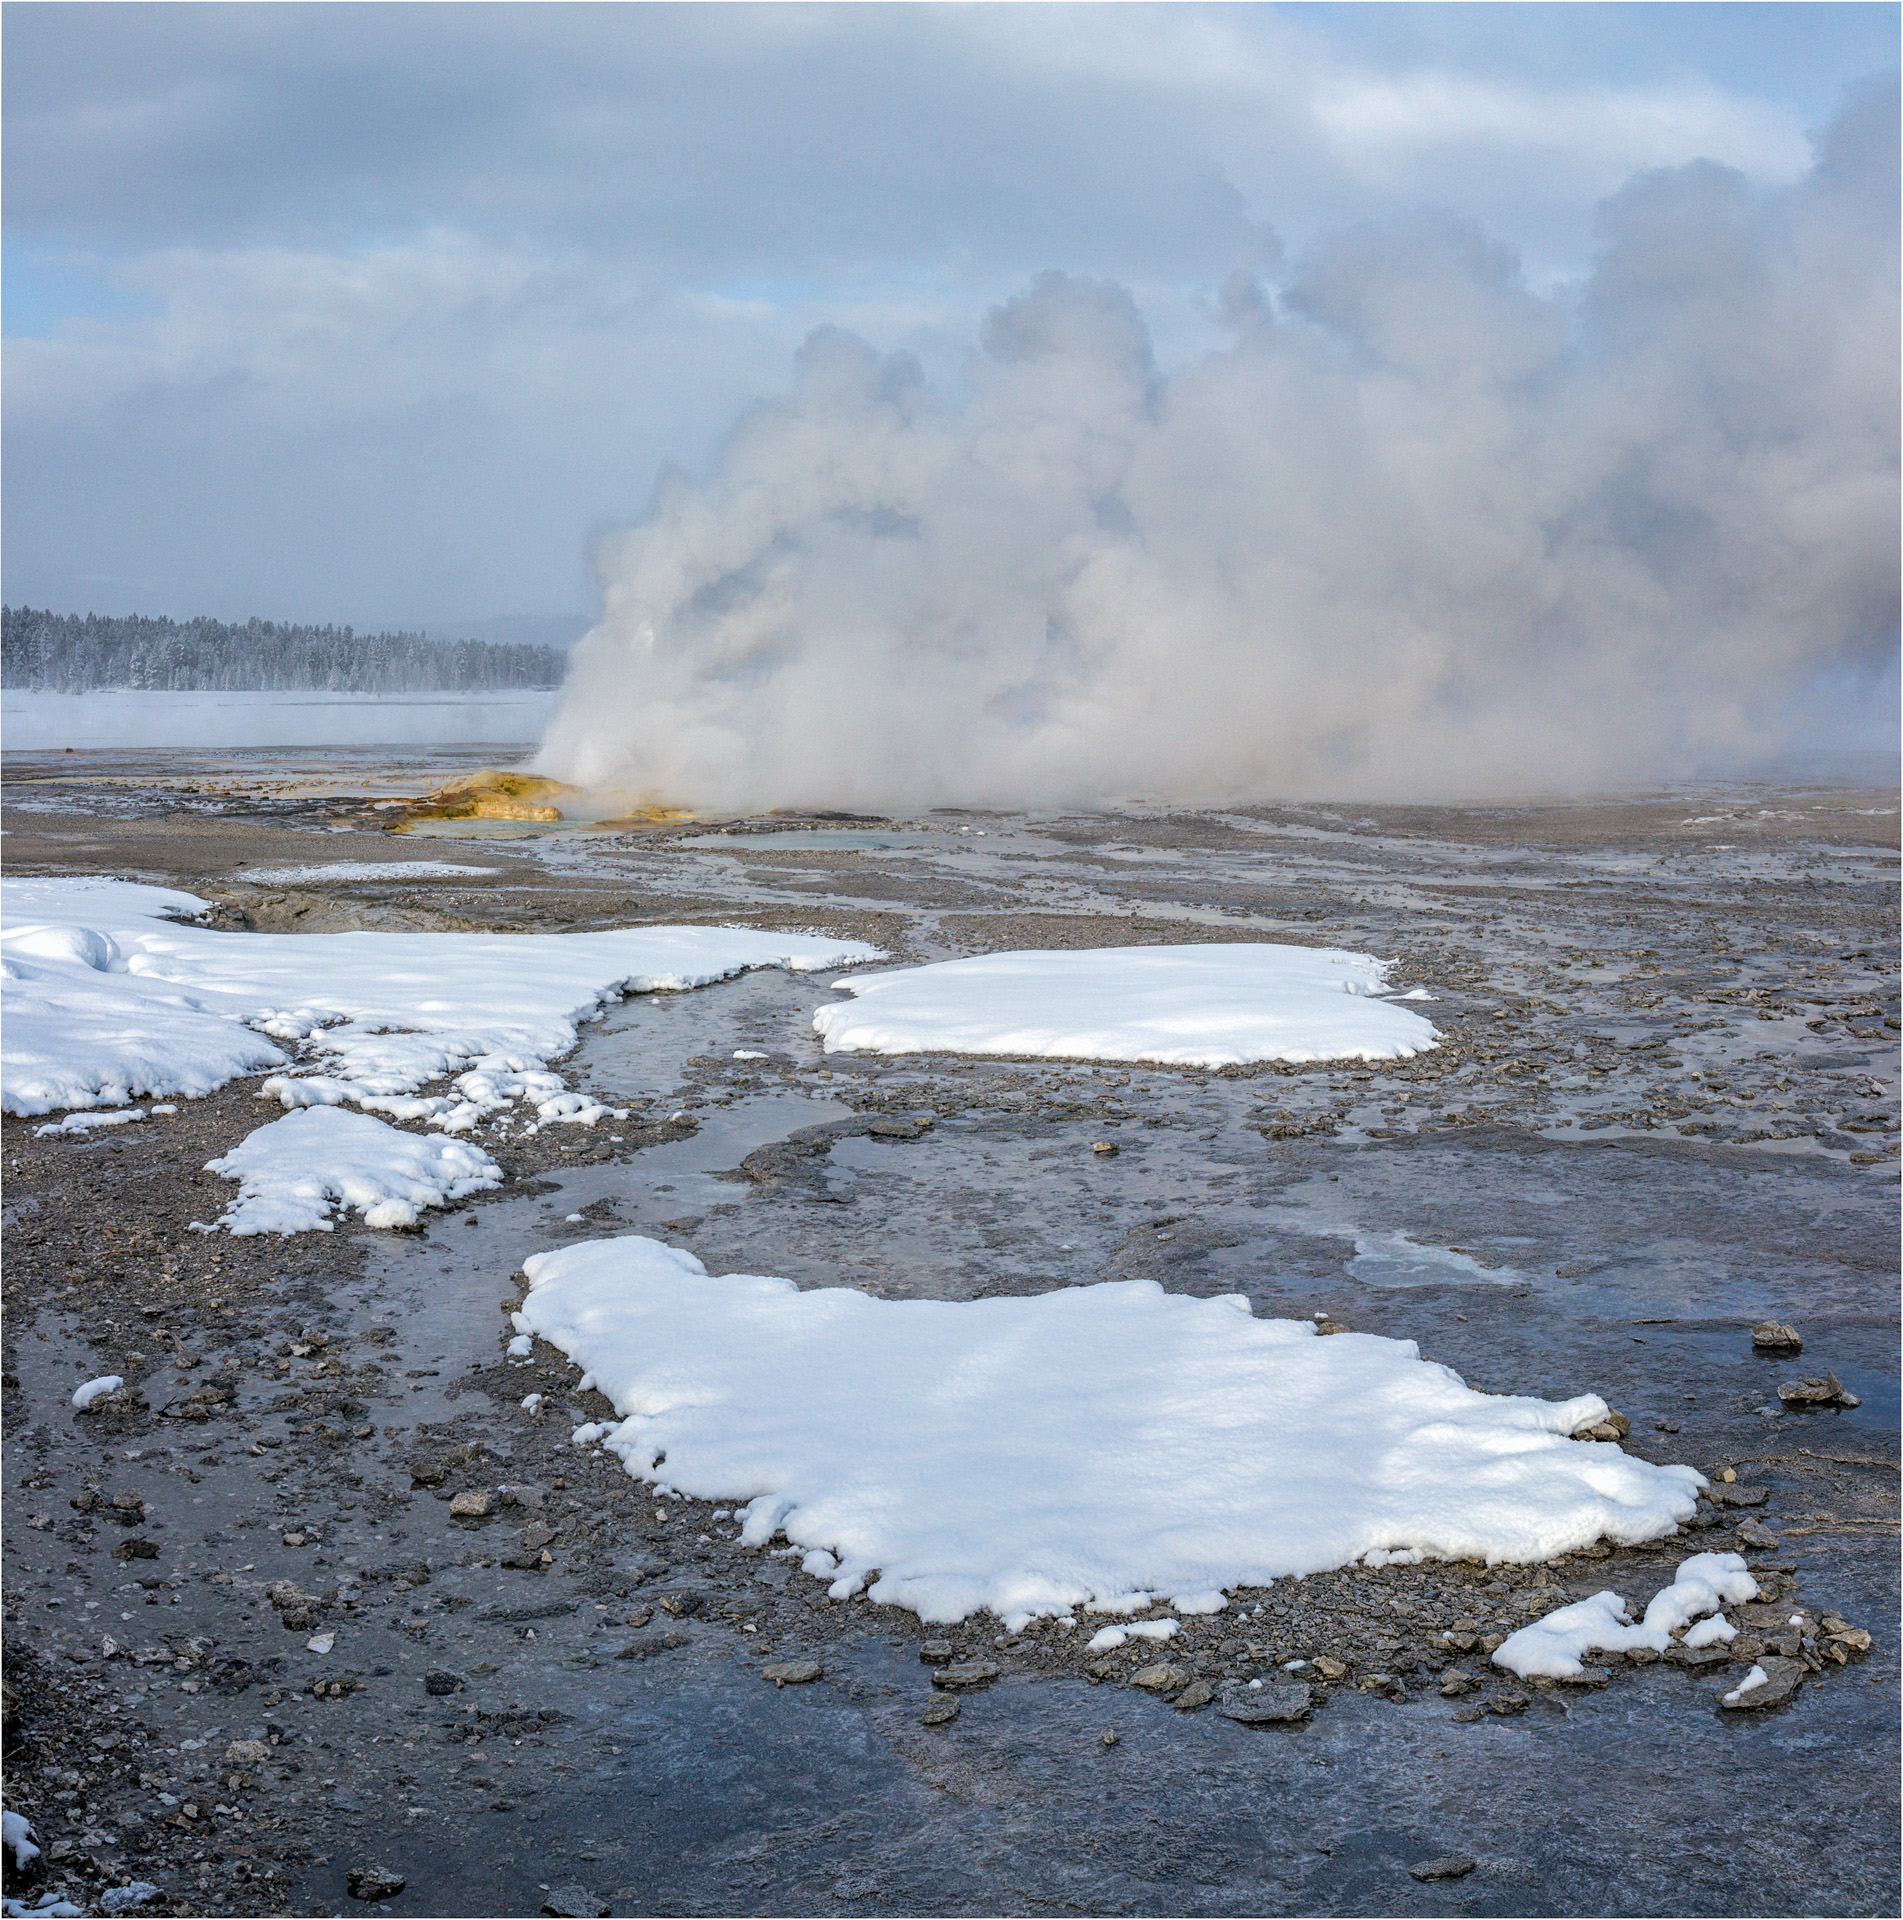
[1,688,559,750]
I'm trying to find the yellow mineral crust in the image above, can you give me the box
[386,767,699,831]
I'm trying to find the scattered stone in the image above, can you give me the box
[1719,1657,1806,1711]
[110,1538,159,1561]
[540,1887,610,1918]
[1091,1141,1119,1156]
[1129,1663,1186,1694]
[1219,1684,1311,1725]
[1821,1616,1872,1654]
[424,1669,464,1695]
[1777,1373,1860,1409]
[1570,1409,1631,1442]
[918,1639,957,1665]
[98,1886,161,1916]
[346,1865,406,1901]
[1488,1694,1528,1716]
[1439,1671,1476,1697]
[448,1488,496,1519]
[932,1660,1001,1691]
[920,1695,959,1727]
[1174,1679,1215,1711]
[1704,1483,1768,1509]
[657,1591,705,1617]
[615,1633,687,1661]
[762,1659,823,1687]
[1100,1730,1119,1747]
[1735,1518,1780,1550]
[478,1599,576,1624]
[1311,1656,1347,1681]
[1752,1323,1802,1353]
[1409,1857,1477,1882]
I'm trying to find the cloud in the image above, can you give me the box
[3,8,1890,629]
[536,91,1898,809]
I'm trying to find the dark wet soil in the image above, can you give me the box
[1,768,1896,1917]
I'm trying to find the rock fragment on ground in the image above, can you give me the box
[540,1887,610,1918]
[1219,1684,1312,1725]
[345,1864,406,1901]
[1409,1856,1477,1881]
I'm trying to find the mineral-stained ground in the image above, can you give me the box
[2,753,1897,1918]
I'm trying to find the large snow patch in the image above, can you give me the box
[517,1236,1703,1628]
[1,877,881,1116]
[812,943,1436,1067]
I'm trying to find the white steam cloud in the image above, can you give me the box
[538,91,1897,811]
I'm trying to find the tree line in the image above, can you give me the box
[0,606,568,694]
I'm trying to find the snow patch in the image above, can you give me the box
[1491,1552,1757,1679]
[1085,1619,1180,1653]
[515,1235,1702,1627]
[1,876,881,1120]
[812,943,1437,1067]
[191,1107,501,1235]
[33,1106,145,1136]
[71,1376,124,1410]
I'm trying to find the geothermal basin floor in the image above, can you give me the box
[1,763,1897,1918]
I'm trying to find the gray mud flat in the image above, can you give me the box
[1,769,1897,1918]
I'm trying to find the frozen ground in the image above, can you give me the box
[0,761,1895,1918]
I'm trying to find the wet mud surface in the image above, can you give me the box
[2,765,1897,1917]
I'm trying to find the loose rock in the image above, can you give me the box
[1752,1323,1802,1353]
[920,1695,959,1727]
[1777,1373,1860,1409]
[1219,1685,1311,1725]
[1409,1857,1477,1882]
[762,1659,823,1687]
[1719,1657,1807,1711]
[541,1887,610,1918]
[1705,1483,1768,1509]
[932,1660,1001,1691]
[1130,1663,1186,1694]
[346,1865,406,1901]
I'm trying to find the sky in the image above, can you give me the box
[3,2,1896,640]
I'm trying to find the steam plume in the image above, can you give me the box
[538,90,1898,811]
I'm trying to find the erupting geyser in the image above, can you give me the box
[535,87,1898,814]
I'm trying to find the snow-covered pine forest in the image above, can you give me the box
[0,606,568,694]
